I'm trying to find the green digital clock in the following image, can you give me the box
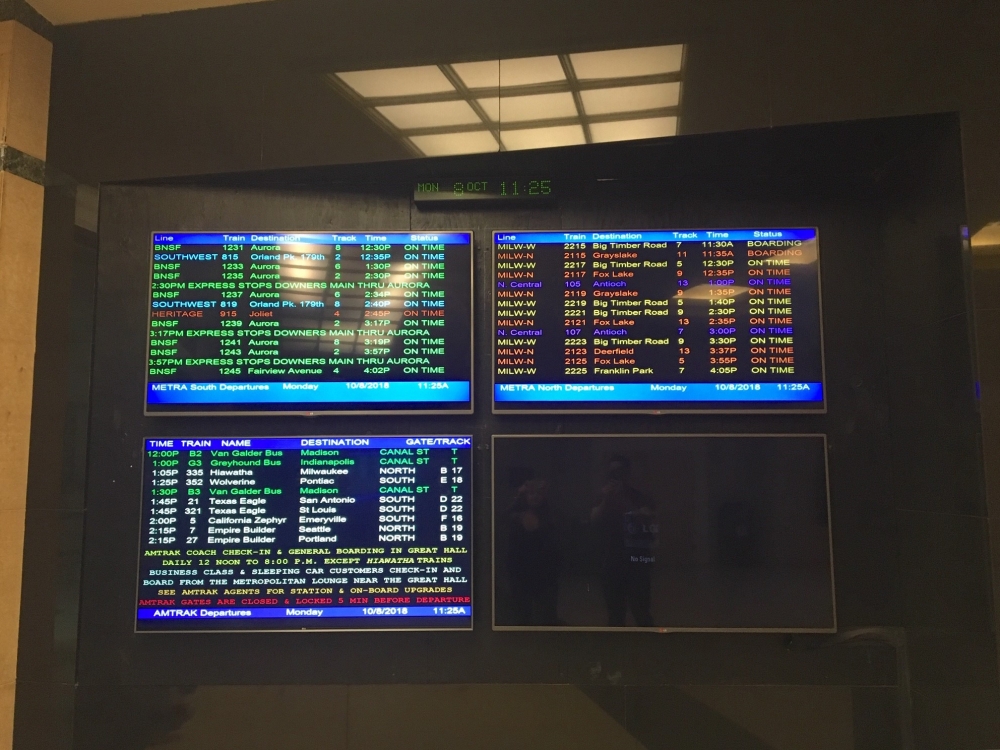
[413,178,554,203]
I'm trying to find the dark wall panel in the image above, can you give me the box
[74,115,995,747]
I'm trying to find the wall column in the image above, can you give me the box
[0,12,51,750]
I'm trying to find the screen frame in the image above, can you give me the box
[490,228,828,415]
[135,434,475,634]
[490,433,836,634]
[144,230,476,417]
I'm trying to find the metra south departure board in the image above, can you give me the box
[137,436,472,632]
[493,229,825,412]
[146,232,473,414]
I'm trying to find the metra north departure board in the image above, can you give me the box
[137,436,472,632]
[146,232,473,415]
[492,229,825,412]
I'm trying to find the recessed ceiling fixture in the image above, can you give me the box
[971,222,1000,248]
[327,44,685,157]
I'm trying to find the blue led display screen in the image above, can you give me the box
[492,229,825,412]
[136,436,472,632]
[146,232,474,414]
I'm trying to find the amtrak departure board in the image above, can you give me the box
[492,229,825,412]
[137,436,472,632]
[146,232,473,414]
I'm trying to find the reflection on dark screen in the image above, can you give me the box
[493,435,834,631]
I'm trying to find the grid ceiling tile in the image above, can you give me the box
[590,116,678,143]
[452,60,501,90]
[570,44,684,80]
[376,100,482,129]
[501,124,587,151]
[477,92,578,123]
[580,82,681,115]
[410,131,500,156]
[336,66,455,98]
[499,56,566,86]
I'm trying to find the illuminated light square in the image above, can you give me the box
[375,100,482,129]
[409,131,500,156]
[590,116,678,143]
[477,92,578,123]
[499,55,566,86]
[971,221,1000,247]
[500,124,586,151]
[452,60,500,90]
[335,66,454,98]
[570,44,684,79]
[580,82,681,115]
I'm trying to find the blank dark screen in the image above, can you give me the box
[492,435,834,631]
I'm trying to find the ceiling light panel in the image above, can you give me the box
[499,56,567,86]
[590,116,678,143]
[335,66,454,98]
[409,131,500,157]
[477,92,579,122]
[971,222,1000,247]
[376,100,481,129]
[501,124,586,151]
[581,82,681,115]
[452,60,501,90]
[328,43,686,158]
[570,44,684,79]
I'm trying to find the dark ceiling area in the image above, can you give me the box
[47,0,999,228]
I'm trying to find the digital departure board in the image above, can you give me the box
[137,436,472,632]
[146,232,473,415]
[492,229,825,412]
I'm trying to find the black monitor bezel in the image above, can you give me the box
[490,432,836,633]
